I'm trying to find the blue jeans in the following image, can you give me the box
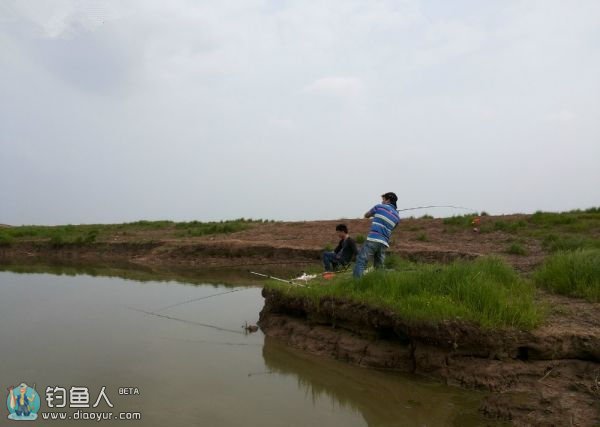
[353,240,386,278]
[322,251,342,271]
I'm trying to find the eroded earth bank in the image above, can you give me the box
[259,288,600,426]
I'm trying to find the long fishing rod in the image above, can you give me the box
[249,271,305,287]
[396,205,477,213]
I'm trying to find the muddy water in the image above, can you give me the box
[0,268,500,426]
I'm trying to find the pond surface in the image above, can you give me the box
[0,266,499,426]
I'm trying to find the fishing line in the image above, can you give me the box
[154,287,254,312]
[396,205,478,213]
[199,261,316,269]
[158,336,261,347]
[126,306,244,335]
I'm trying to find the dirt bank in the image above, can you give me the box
[258,288,600,426]
[1,214,571,271]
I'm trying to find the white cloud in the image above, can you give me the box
[303,76,364,97]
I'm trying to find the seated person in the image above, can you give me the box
[322,224,358,272]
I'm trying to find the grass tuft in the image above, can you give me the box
[506,243,527,256]
[541,234,600,252]
[534,249,600,302]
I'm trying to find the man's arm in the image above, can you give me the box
[364,206,376,218]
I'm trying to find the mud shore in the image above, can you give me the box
[258,288,600,426]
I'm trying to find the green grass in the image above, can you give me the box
[442,213,479,227]
[383,254,412,270]
[2,218,266,243]
[541,234,600,252]
[268,257,544,330]
[0,231,13,246]
[528,208,600,232]
[534,249,600,302]
[505,243,527,256]
[174,219,256,237]
[1,225,102,246]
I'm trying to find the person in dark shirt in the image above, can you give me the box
[322,224,358,272]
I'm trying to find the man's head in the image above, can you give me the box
[381,192,398,208]
[335,223,349,239]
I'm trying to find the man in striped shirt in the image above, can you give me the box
[353,192,401,278]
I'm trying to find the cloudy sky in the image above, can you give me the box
[1,0,599,225]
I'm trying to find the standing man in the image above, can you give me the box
[353,192,400,278]
[322,224,358,272]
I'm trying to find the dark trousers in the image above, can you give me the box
[322,251,344,272]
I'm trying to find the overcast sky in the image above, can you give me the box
[1,0,599,225]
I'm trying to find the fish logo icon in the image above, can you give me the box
[6,383,40,421]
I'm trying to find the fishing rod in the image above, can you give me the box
[249,271,305,287]
[396,205,477,213]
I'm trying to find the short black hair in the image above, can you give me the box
[335,224,348,233]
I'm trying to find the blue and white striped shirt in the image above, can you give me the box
[366,203,400,247]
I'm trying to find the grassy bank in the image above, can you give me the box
[534,249,600,302]
[268,257,545,330]
[0,218,270,246]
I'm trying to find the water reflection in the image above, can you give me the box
[262,336,500,427]
[0,259,283,287]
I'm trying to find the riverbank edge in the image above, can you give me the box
[0,240,480,269]
[258,288,600,426]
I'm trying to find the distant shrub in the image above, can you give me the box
[420,214,434,219]
[534,249,600,302]
[355,234,366,244]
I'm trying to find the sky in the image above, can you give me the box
[1,0,599,225]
